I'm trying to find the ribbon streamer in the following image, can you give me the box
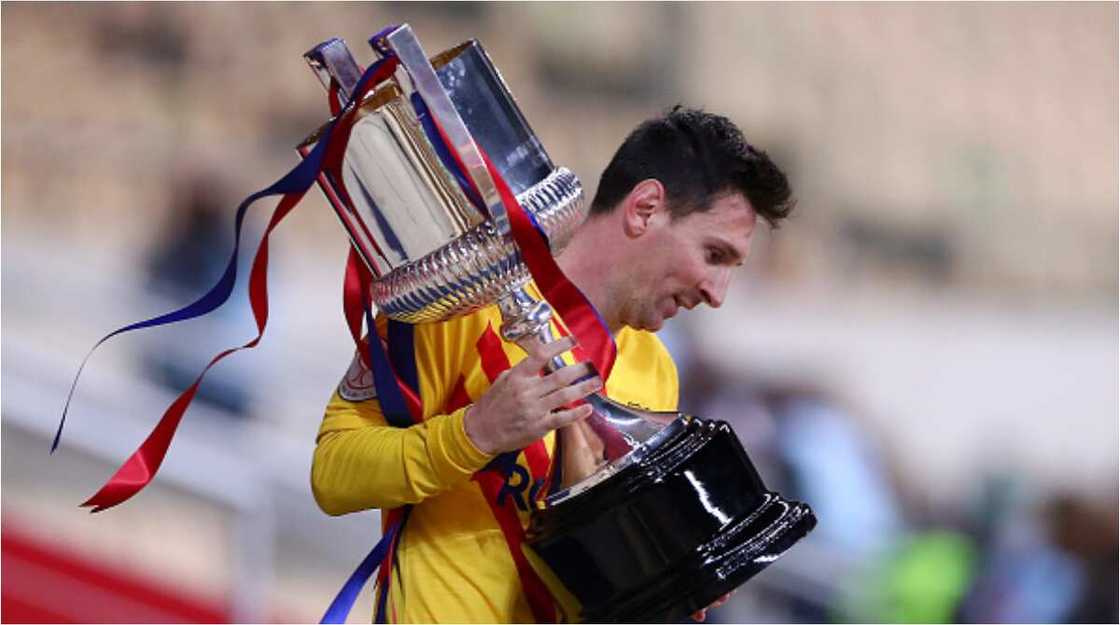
[58,56,401,512]
[320,514,402,624]
[343,248,421,425]
[81,186,307,511]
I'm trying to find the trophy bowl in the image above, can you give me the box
[300,25,816,623]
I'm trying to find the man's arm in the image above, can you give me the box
[312,395,492,514]
[311,335,600,515]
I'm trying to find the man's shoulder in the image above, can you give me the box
[339,306,502,394]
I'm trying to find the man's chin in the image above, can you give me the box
[623,309,667,332]
[643,315,666,332]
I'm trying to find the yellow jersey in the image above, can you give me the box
[312,286,679,623]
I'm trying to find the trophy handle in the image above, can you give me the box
[304,38,364,111]
[380,24,512,236]
[496,286,676,491]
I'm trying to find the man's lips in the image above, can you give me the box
[662,294,699,321]
[674,295,699,311]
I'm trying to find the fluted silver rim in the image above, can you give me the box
[370,167,586,323]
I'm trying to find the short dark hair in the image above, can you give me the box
[589,106,795,227]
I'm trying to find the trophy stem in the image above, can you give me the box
[498,286,609,488]
[496,285,680,490]
[497,285,566,372]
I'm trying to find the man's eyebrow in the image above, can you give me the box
[709,238,745,262]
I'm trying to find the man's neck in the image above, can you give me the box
[555,215,625,335]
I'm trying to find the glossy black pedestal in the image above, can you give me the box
[526,417,816,623]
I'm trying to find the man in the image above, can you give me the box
[312,106,795,623]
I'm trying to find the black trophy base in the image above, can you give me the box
[526,417,817,623]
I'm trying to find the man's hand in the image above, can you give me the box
[464,336,602,455]
[691,593,732,622]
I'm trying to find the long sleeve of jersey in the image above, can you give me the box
[312,391,494,514]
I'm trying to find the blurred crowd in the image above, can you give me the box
[672,339,1118,624]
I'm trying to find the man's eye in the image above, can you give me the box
[706,248,724,264]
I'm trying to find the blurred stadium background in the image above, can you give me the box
[2,3,1116,623]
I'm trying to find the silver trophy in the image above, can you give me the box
[298,25,815,623]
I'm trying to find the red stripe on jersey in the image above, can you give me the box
[475,470,557,623]
[476,323,551,475]
[447,375,472,413]
[522,443,550,485]
[473,322,557,622]
[476,323,512,381]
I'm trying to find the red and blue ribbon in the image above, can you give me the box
[319,507,405,624]
[54,55,401,512]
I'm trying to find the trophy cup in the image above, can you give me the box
[299,25,816,623]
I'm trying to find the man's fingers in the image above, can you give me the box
[546,403,593,429]
[540,376,602,412]
[513,336,575,374]
[537,361,595,393]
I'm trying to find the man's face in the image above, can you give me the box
[618,192,758,332]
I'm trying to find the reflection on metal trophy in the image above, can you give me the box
[299,24,816,623]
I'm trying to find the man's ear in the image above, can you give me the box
[622,179,667,238]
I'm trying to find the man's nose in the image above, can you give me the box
[699,269,732,308]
